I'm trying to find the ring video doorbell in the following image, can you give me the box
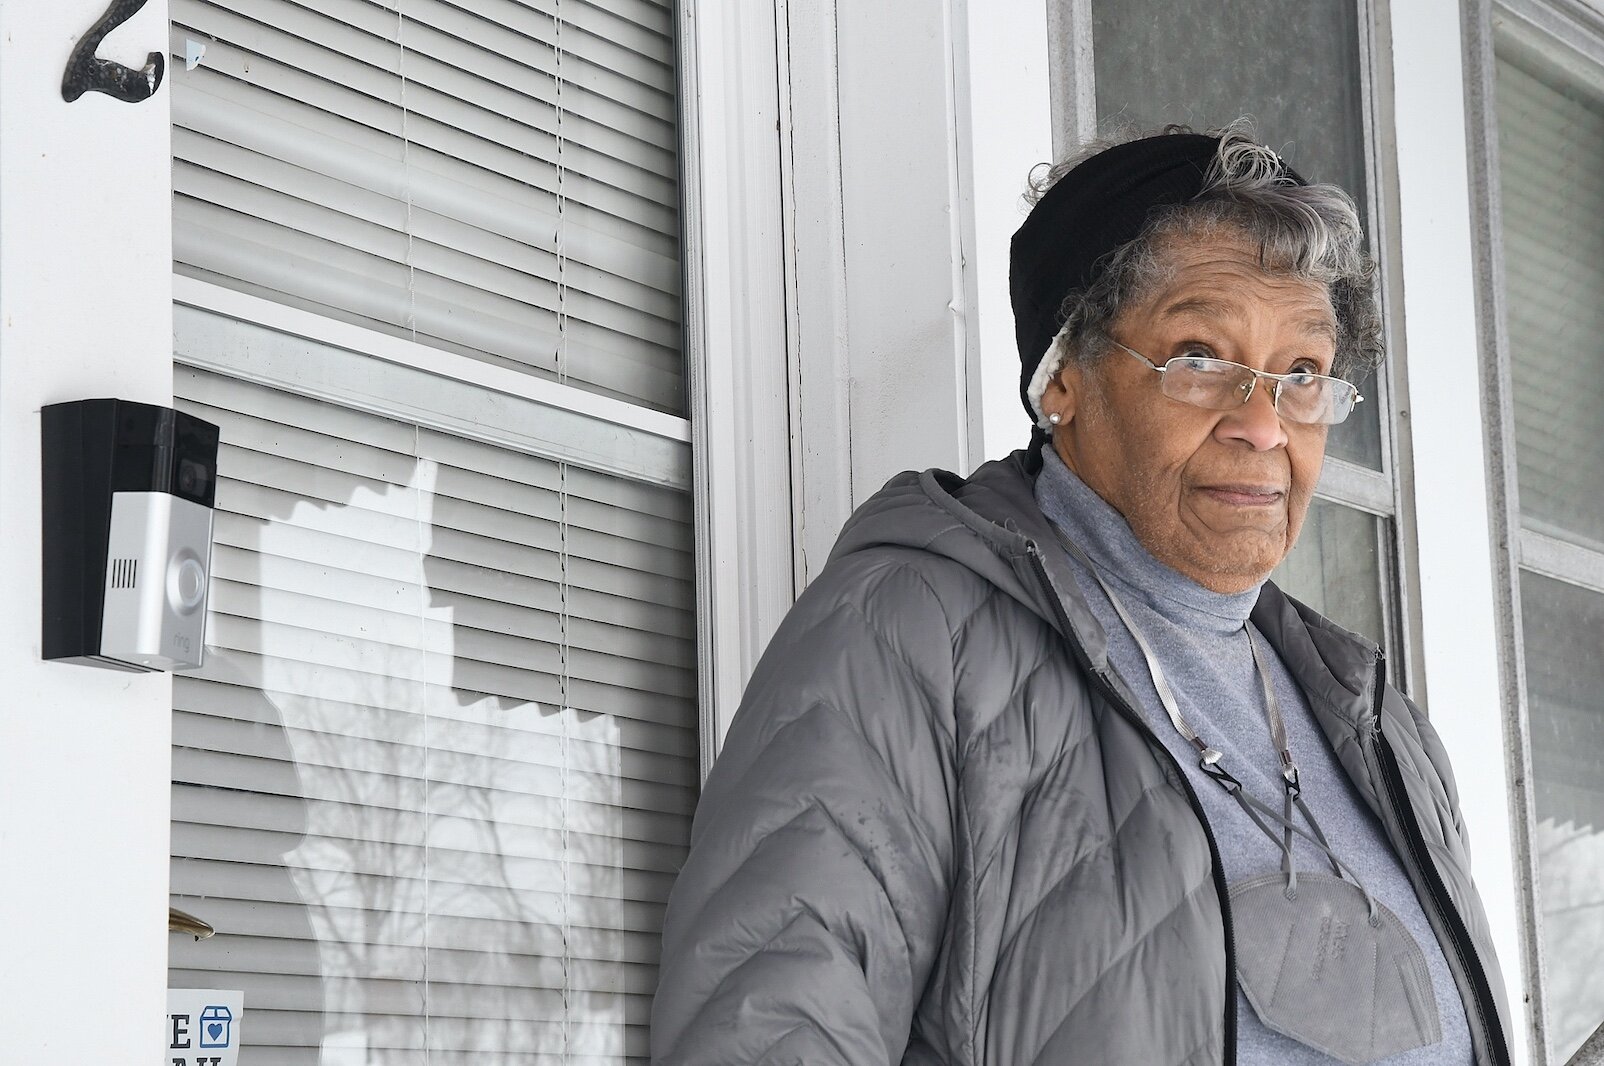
[42,399,221,672]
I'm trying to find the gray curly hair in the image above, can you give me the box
[1024,121,1383,426]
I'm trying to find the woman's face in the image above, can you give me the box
[1038,233,1339,594]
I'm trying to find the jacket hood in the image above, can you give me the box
[827,441,1385,741]
[827,444,1118,670]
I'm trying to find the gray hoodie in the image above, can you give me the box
[650,448,1513,1066]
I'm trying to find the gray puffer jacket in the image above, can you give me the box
[651,449,1514,1066]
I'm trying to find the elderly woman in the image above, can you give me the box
[649,126,1514,1066]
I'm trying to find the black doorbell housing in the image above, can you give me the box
[42,399,220,671]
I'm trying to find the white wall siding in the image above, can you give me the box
[0,0,174,1054]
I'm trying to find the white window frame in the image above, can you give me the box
[166,2,730,1052]
[1465,0,1604,1060]
[676,0,798,772]
[173,277,693,487]
[1391,0,1531,1059]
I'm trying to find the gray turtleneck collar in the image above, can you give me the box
[1032,446,1259,636]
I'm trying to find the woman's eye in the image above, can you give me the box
[1174,348,1217,371]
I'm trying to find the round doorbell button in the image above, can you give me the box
[169,554,207,615]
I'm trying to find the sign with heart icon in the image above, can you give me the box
[167,988,242,1066]
[199,1006,231,1048]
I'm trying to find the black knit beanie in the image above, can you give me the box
[1009,133,1310,424]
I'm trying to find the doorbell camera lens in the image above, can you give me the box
[177,459,210,499]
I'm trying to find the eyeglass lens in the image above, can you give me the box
[1163,356,1357,425]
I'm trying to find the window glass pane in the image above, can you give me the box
[1323,367,1383,470]
[1271,498,1387,650]
[1519,571,1604,1063]
[1495,47,1604,550]
[1087,0,1384,469]
[169,367,697,1062]
[170,0,683,415]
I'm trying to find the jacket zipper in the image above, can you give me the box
[1024,545,1238,1064]
[1364,652,1512,1066]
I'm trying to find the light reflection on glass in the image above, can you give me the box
[171,379,694,1064]
[1521,571,1604,1063]
[1272,499,1386,650]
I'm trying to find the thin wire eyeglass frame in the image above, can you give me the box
[1108,339,1365,425]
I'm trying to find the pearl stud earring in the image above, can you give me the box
[1048,412,1062,426]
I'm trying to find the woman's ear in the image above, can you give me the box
[1039,361,1081,427]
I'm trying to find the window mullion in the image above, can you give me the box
[1314,455,1396,516]
[1519,530,1604,596]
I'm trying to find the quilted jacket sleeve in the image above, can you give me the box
[650,553,961,1065]
[1391,686,1472,864]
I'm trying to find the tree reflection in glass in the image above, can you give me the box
[172,382,693,1064]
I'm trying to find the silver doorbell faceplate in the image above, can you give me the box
[100,491,213,671]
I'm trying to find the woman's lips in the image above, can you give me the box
[1196,485,1286,506]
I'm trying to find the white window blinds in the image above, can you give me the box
[169,365,697,1063]
[171,0,683,414]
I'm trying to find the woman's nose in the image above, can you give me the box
[1216,378,1289,451]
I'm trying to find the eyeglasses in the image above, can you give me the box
[1109,340,1363,426]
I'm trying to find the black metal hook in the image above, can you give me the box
[61,0,165,104]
